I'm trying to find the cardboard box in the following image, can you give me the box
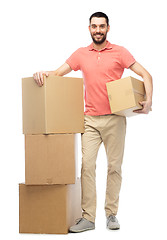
[22,75,84,134]
[106,76,146,117]
[25,134,78,185]
[19,178,81,234]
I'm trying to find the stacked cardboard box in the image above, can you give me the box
[19,75,84,234]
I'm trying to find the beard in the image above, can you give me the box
[91,32,107,45]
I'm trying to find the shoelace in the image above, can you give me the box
[107,215,117,223]
[75,218,84,225]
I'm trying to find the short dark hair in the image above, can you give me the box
[89,12,109,26]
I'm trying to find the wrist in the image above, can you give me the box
[48,71,55,75]
[146,97,152,104]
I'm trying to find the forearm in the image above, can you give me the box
[47,70,65,77]
[48,63,72,76]
[33,63,72,86]
[130,62,153,102]
[142,72,153,103]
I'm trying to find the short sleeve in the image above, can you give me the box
[120,47,136,69]
[66,48,81,71]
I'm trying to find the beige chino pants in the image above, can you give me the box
[81,114,126,223]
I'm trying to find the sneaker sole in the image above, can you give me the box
[69,226,95,233]
[107,225,120,230]
[108,227,120,230]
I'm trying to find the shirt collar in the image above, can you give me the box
[88,41,113,51]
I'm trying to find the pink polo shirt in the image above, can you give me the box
[66,41,136,116]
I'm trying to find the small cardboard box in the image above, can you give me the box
[106,76,145,117]
[25,134,78,185]
[19,178,81,234]
[22,75,84,134]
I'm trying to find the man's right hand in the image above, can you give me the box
[33,71,49,87]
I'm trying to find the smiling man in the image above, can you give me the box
[33,12,153,233]
[90,18,109,45]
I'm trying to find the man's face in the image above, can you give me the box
[89,17,110,45]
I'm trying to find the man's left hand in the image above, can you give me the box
[133,100,152,114]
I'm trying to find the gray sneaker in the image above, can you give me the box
[107,215,120,230]
[69,218,95,233]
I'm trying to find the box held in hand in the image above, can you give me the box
[106,76,146,117]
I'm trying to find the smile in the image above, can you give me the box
[94,34,104,37]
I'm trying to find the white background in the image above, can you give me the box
[1,0,167,239]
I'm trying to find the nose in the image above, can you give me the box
[96,26,100,32]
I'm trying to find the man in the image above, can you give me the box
[33,12,153,232]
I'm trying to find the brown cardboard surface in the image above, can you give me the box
[106,76,145,117]
[19,178,81,234]
[22,75,84,134]
[25,134,78,185]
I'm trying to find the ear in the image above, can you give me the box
[107,25,110,33]
[88,25,91,32]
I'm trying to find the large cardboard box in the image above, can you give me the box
[106,76,145,117]
[19,178,81,234]
[22,75,84,134]
[25,134,78,185]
